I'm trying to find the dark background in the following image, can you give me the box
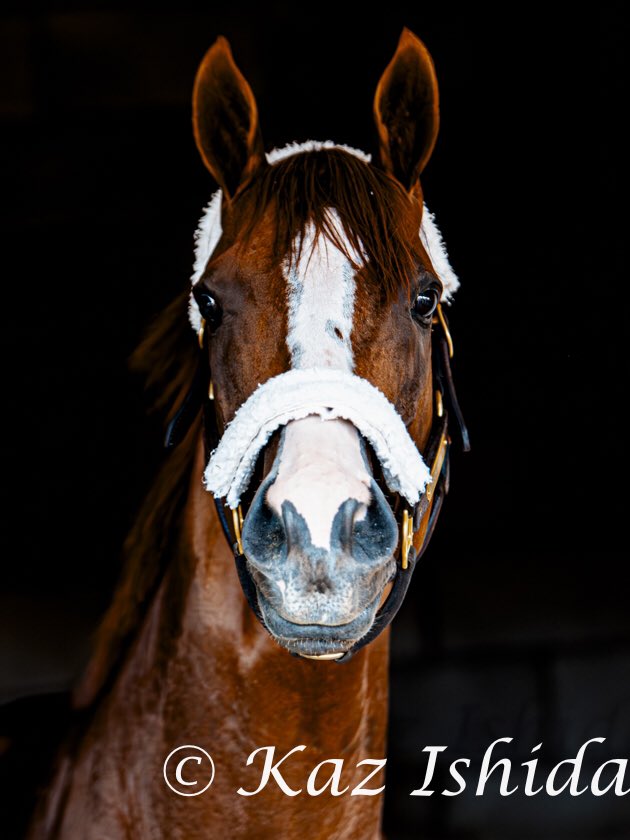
[0,3,627,838]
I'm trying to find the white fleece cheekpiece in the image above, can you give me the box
[203,367,431,509]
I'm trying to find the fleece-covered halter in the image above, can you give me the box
[203,367,431,510]
[168,141,469,661]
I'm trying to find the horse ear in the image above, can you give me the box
[193,37,265,199]
[373,28,440,190]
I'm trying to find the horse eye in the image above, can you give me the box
[194,288,222,328]
[412,288,439,322]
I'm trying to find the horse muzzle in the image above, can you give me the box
[203,366,434,658]
[241,446,399,655]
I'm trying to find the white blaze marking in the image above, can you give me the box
[285,214,357,370]
[266,212,372,551]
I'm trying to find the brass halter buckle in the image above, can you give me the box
[401,510,414,570]
[232,505,245,555]
[198,318,206,349]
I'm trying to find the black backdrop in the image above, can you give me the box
[0,3,627,838]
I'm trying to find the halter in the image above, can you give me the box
[165,304,469,661]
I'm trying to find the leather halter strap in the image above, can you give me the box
[165,305,469,662]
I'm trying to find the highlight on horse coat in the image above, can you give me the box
[27,28,468,840]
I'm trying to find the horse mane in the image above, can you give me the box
[238,148,423,298]
[74,148,421,709]
[74,292,200,709]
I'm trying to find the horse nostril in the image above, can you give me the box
[331,480,398,561]
[332,498,364,552]
[281,501,308,554]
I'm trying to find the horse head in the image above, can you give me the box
[185,29,463,660]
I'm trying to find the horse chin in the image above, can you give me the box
[255,587,386,659]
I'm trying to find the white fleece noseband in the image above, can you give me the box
[203,367,430,509]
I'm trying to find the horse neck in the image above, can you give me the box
[35,437,390,840]
[125,438,390,838]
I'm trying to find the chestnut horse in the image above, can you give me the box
[28,28,465,840]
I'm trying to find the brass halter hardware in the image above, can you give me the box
[401,509,413,570]
[208,380,215,400]
[232,505,244,555]
[400,426,449,569]
[426,430,449,504]
[435,304,454,358]
[400,306,454,570]
[198,318,206,349]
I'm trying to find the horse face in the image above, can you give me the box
[191,31,443,657]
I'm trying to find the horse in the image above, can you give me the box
[28,28,467,840]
